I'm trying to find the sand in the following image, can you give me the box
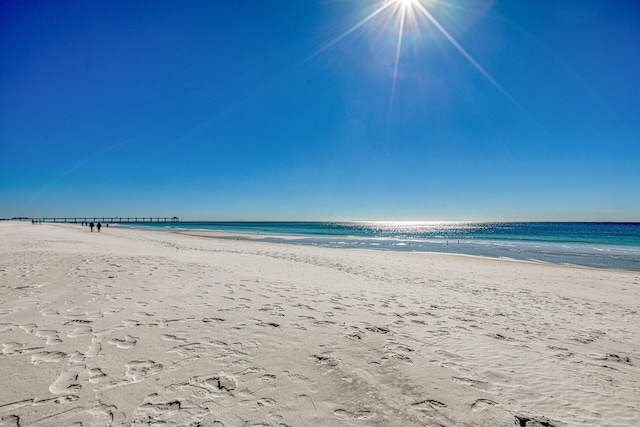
[0,221,639,426]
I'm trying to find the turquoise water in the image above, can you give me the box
[129,221,640,271]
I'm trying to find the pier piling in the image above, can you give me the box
[33,217,179,224]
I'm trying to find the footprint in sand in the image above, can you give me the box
[202,317,226,324]
[239,397,276,408]
[384,342,415,364]
[31,351,67,365]
[87,403,122,424]
[85,338,102,358]
[19,323,38,334]
[161,334,187,343]
[412,399,448,414]
[285,371,319,393]
[365,325,391,334]
[108,335,138,349]
[136,397,182,420]
[121,319,142,327]
[471,398,498,412]
[133,311,154,318]
[1,415,21,426]
[236,367,266,376]
[2,342,42,356]
[256,320,280,328]
[1,342,22,355]
[0,323,16,333]
[109,360,164,386]
[311,353,340,367]
[68,326,93,338]
[334,409,374,420]
[39,308,59,316]
[49,370,82,394]
[88,367,107,384]
[63,314,93,323]
[68,351,85,364]
[204,375,237,392]
[515,414,558,427]
[230,340,259,357]
[54,395,80,404]
[35,329,63,345]
[258,373,277,383]
[132,388,213,426]
[588,352,634,365]
[168,342,209,358]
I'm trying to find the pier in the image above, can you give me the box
[29,217,179,224]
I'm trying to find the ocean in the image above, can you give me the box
[127,221,640,271]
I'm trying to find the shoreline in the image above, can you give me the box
[49,221,640,276]
[1,221,639,425]
[115,222,640,273]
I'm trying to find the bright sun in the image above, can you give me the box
[308,0,519,128]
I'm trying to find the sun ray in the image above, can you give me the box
[388,1,408,133]
[412,1,524,110]
[303,1,395,63]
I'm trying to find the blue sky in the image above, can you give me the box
[1,0,639,221]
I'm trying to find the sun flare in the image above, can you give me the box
[307,0,521,131]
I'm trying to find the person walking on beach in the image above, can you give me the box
[90,221,94,232]
[97,222,102,232]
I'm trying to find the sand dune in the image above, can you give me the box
[1,222,639,426]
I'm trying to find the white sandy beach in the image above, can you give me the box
[1,221,639,426]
